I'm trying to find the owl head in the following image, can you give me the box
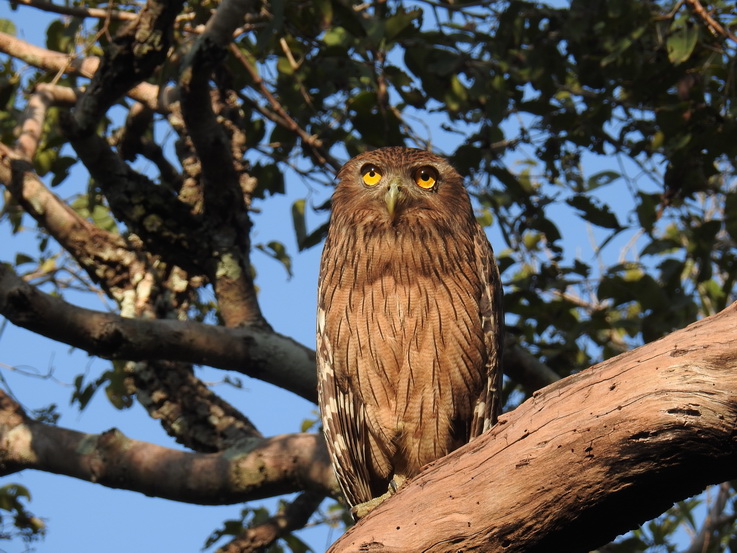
[332,147,474,228]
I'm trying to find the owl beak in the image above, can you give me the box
[385,181,401,219]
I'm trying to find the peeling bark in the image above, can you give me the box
[330,302,737,553]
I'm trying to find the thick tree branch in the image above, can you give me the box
[64,0,184,137]
[65,130,208,277]
[179,0,266,328]
[330,302,737,553]
[0,389,337,503]
[0,263,317,402]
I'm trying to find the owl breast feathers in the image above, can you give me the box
[316,146,503,512]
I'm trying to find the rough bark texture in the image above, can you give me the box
[0,387,338,504]
[330,302,737,553]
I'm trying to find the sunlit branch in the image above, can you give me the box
[0,388,337,503]
[0,32,162,110]
[13,0,138,21]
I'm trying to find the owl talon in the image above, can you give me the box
[389,474,407,493]
[351,475,408,520]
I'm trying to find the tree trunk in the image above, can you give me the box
[330,302,737,553]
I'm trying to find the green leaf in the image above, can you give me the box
[585,170,620,191]
[667,18,699,65]
[384,9,421,42]
[292,199,307,248]
[297,221,329,251]
[0,19,16,36]
[14,253,34,266]
[251,163,286,198]
[566,194,622,230]
[282,533,314,553]
[90,204,118,233]
[256,241,292,278]
[49,156,76,187]
[323,26,353,48]
[104,361,133,410]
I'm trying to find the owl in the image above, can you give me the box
[316,147,503,518]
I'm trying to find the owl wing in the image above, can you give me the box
[316,304,376,507]
[470,224,504,438]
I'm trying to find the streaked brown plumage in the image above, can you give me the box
[316,147,503,514]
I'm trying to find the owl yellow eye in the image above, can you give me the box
[414,167,438,189]
[361,165,383,186]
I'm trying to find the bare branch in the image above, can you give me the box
[132,359,264,452]
[65,128,207,277]
[0,32,162,110]
[0,147,149,304]
[14,87,52,160]
[681,482,733,553]
[0,389,338,503]
[13,0,138,21]
[0,263,318,402]
[330,302,737,553]
[217,492,326,553]
[685,0,737,45]
[116,102,183,189]
[504,339,561,392]
[230,44,340,173]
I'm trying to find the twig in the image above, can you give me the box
[685,0,737,45]
[679,482,733,553]
[229,43,340,173]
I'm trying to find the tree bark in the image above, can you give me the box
[0,388,338,503]
[330,302,737,553]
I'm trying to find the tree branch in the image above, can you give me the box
[217,491,326,553]
[685,0,737,45]
[0,263,318,402]
[13,0,138,21]
[681,482,732,553]
[65,129,208,277]
[178,0,266,328]
[65,0,184,137]
[0,262,562,405]
[504,340,561,392]
[330,302,737,553]
[230,44,340,173]
[0,146,151,306]
[0,389,337,503]
[0,32,163,111]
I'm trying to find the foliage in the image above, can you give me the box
[1,0,736,551]
[0,485,45,545]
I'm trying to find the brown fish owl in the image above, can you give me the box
[316,147,503,517]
